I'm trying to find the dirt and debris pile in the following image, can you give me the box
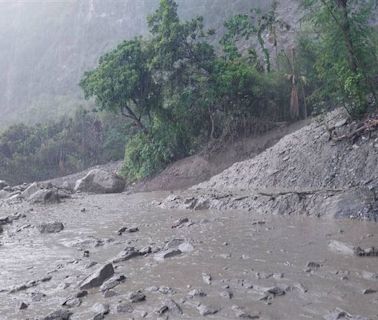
[163,110,378,220]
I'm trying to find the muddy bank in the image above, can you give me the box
[1,192,378,320]
[162,110,378,221]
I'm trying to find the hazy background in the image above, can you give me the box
[0,0,280,129]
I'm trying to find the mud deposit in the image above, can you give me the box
[1,193,378,320]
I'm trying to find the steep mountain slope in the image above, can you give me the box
[0,0,294,128]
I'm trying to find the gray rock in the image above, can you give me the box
[74,169,125,194]
[100,274,126,291]
[163,298,183,315]
[154,248,182,262]
[328,240,357,256]
[127,290,146,303]
[28,189,61,204]
[197,304,219,316]
[116,302,134,313]
[202,273,212,285]
[19,302,28,310]
[232,305,259,319]
[21,182,41,199]
[80,263,114,290]
[62,297,82,308]
[323,308,369,320]
[112,247,140,263]
[38,222,64,234]
[188,288,207,298]
[362,288,377,294]
[171,217,189,228]
[92,303,110,319]
[42,309,72,320]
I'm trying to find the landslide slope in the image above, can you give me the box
[164,110,378,221]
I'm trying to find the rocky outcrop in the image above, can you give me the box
[74,169,125,194]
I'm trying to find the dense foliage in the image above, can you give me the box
[0,110,129,185]
[80,0,293,181]
[300,0,378,117]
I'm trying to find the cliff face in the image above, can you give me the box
[0,0,297,128]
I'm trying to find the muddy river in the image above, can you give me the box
[0,192,377,319]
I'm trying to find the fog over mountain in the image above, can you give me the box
[0,0,286,128]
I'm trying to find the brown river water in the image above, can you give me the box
[0,192,377,320]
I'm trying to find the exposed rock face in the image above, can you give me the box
[74,169,125,194]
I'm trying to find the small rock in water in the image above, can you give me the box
[38,222,64,234]
[62,297,82,308]
[100,274,126,292]
[232,305,259,319]
[171,217,189,228]
[202,273,212,285]
[19,302,29,310]
[362,288,377,294]
[188,288,207,298]
[42,309,72,320]
[127,290,146,303]
[197,304,219,316]
[112,247,140,263]
[116,302,134,313]
[154,248,182,262]
[305,261,321,272]
[80,263,114,290]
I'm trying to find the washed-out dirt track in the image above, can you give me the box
[1,192,378,320]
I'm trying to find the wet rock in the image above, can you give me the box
[232,305,259,319]
[112,247,140,263]
[19,302,29,310]
[202,273,212,285]
[62,297,82,308]
[92,303,110,320]
[197,304,219,316]
[116,302,134,313]
[0,180,8,190]
[328,240,356,256]
[139,246,152,255]
[42,309,72,320]
[171,217,189,228]
[38,222,64,234]
[31,291,47,302]
[354,246,378,257]
[21,182,41,199]
[162,298,183,315]
[80,263,114,290]
[29,189,61,204]
[323,308,369,320]
[74,169,125,194]
[127,290,146,303]
[158,287,175,295]
[188,288,207,298]
[220,290,233,299]
[103,290,118,298]
[100,274,126,291]
[305,261,321,272]
[266,287,285,296]
[362,288,377,294]
[154,248,182,262]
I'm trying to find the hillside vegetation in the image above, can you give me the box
[0,0,377,185]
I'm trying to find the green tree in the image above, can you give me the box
[303,0,377,117]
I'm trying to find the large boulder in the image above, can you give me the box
[28,189,61,204]
[74,169,125,194]
[80,263,114,290]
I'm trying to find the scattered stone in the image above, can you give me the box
[232,305,259,319]
[31,291,47,302]
[159,287,175,295]
[103,290,118,298]
[305,261,321,272]
[188,288,207,298]
[112,247,140,263]
[354,246,378,257]
[154,248,182,262]
[92,303,110,320]
[116,302,134,313]
[362,288,377,294]
[163,298,183,315]
[172,217,189,228]
[62,297,82,308]
[80,263,114,290]
[220,290,233,299]
[19,302,28,310]
[323,308,369,320]
[37,222,64,234]
[328,240,356,256]
[361,271,378,281]
[117,227,127,235]
[29,189,61,204]
[127,290,146,303]
[197,304,219,316]
[139,246,152,255]
[266,287,285,296]
[74,169,125,194]
[100,274,126,292]
[202,273,212,285]
[252,220,266,226]
[42,309,72,320]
